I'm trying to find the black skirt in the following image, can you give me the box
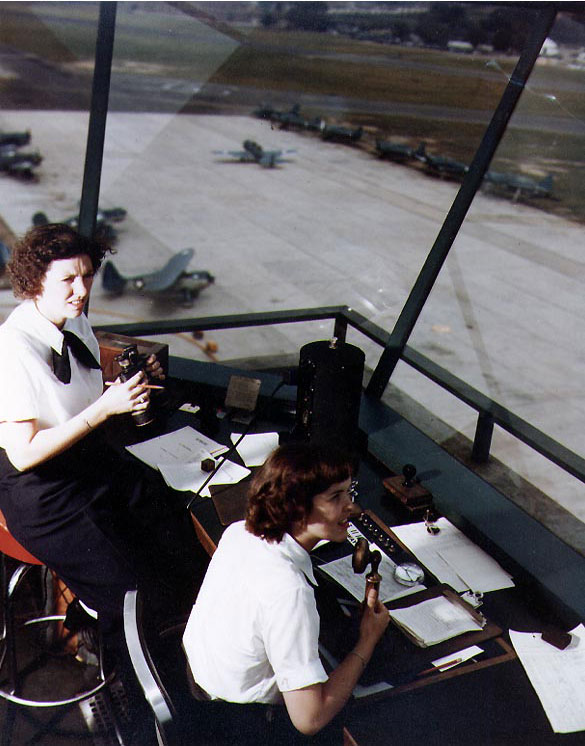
[0,430,205,624]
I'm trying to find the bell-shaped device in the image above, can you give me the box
[352,537,382,603]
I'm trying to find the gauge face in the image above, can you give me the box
[394,562,425,586]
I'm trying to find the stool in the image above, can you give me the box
[0,509,110,709]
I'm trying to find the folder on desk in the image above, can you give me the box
[389,587,486,647]
[386,584,500,650]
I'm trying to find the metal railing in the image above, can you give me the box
[94,304,585,489]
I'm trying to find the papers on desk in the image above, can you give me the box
[125,426,248,497]
[230,432,279,466]
[389,595,484,647]
[510,625,585,734]
[318,548,425,604]
[391,518,514,594]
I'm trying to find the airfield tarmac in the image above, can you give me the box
[1,111,584,528]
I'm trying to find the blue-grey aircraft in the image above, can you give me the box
[483,171,553,201]
[0,148,42,178]
[320,124,363,144]
[0,130,31,149]
[416,144,468,180]
[215,140,295,168]
[32,207,127,243]
[375,139,426,163]
[102,248,214,307]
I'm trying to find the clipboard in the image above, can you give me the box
[386,583,500,650]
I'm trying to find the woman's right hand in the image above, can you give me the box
[359,587,390,646]
[98,371,149,418]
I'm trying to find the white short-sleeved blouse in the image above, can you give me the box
[0,300,102,444]
[183,520,328,704]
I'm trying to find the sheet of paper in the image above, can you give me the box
[319,549,425,604]
[389,596,483,646]
[231,432,279,466]
[158,458,250,497]
[432,644,483,669]
[391,518,514,593]
[510,625,585,734]
[126,426,226,470]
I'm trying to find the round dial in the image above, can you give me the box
[394,562,425,586]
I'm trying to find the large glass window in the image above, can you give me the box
[2,2,583,534]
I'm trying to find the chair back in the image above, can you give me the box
[0,509,41,565]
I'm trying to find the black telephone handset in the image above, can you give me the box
[352,537,382,606]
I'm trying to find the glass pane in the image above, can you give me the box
[406,9,585,524]
[91,1,515,370]
[0,1,96,268]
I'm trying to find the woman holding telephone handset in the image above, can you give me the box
[0,224,203,648]
[184,442,389,742]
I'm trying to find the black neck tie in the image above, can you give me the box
[52,331,101,384]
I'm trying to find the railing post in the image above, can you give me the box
[472,411,494,463]
[333,315,348,343]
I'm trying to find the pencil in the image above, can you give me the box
[105,381,164,389]
[416,657,463,676]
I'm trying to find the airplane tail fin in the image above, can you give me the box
[102,260,127,294]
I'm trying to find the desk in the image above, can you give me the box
[129,371,583,746]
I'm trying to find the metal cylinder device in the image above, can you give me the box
[295,338,365,453]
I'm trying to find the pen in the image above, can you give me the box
[417,657,463,676]
[105,381,164,389]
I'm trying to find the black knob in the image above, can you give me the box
[402,463,417,487]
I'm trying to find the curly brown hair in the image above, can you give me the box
[245,441,355,543]
[8,223,112,299]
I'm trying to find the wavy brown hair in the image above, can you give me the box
[245,442,355,543]
[8,223,112,299]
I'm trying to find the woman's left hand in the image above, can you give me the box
[145,354,165,382]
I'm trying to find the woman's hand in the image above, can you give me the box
[99,371,150,418]
[145,354,165,382]
[358,587,390,646]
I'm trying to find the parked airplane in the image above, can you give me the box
[483,171,553,201]
[0,130,31,149]
[375,139,426,163]
[415,144,468,179]
[0,149,42,178]
[215,140,295,168]
[320,124,363,144]
[32,207,127,243]
[101,248,214,306]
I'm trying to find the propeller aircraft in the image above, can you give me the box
[0,148,42,178]
[101,248,214,307]
[0,130,31,149]
[483,171,553,202]
[32,207,127,243]
[320,124,363,144]
[214,140,295,168]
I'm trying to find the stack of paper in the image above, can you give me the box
[391,518,514,593]
[510,625,585,734]
[389,595,484,647]
[125,425,249,496]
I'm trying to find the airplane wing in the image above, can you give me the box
[138,248,195,292]
[227,150,254,162]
